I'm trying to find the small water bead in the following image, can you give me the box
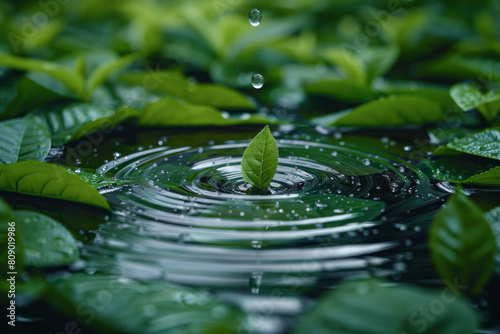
[248,9,261,26]
[251,73,264,89]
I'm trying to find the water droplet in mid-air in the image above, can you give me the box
[248,9,261,26]
[251,74,264,89]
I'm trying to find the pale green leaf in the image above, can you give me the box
[450,83,500,122]
[87,54,138,97]
[241,125,278,190]
[0,161,110,210]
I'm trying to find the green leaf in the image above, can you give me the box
[322,48,366,85]
[87,53,138,98]
[429,156,499,186]
[450,83,500,122]
[293,279,478,334]
[304,79,379,103]
[119,71,255,109]
[462,166,500,186]
[0,161,110,210]
[241,125,278,190]
[135,97,269,127]
[433,128,500,160]
[328,95,443,127]
[429,190,496,296]
[66,167,128,189]
[48,273,242,334]
[485,206,500,275]
[0,53,85,98]
[377,81,456,110]
[0,117,51,164]
[16,211,79,267]
[29,103,134,146]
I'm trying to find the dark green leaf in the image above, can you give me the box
[29,103,134,146]
[429,190,496,296]
[485,206,500,275]
[433,128,500,160]
[241,125,278,190]
[0,161,110,210]
[0,197,24,292]
[328,95,443,127]
[429,156,499,186]
[135,97,269,127]
[0,117,51,164]
[16,210,79,267]
[450,83,500,122]
[304,80,379,103]
[293,279,478,334]
[48,273,242,334]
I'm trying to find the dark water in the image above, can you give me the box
[38,125,488,333]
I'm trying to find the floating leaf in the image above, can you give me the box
[450,83,500,122]
[433,128,500,160]
[0,161,110,210]
[293,279,478,334]
[135,97,269,127]
[0,117,51,164]
[241,125,278,190]
[16,210,79,267]
[327,95,443,127]
[429,190,496,296]
[48,273,242,334]
[119,71,255,109]
[0,53,85,98]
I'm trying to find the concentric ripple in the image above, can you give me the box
[86,133,445,293]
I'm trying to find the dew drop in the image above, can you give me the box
[248,9,261,26]
[249,272,263,294]
[251,74,264,89]
[362,158,370,166]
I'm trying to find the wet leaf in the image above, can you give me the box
[429,190,496,296]
[241,125,278,190]
[450,83,500,122]
[29,103,134,146]
[0,117,51,164]
[430,156,499,186]
[48,273,242,334]
[328,95,443,127]
[135,97,269,127]
[0,198,24,292]
[293,279,478,334]
[433,128,500,160]
[16,210,79,267]
[0,161,110,210]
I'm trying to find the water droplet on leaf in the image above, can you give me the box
[251,73,264,89]
[248,9,261,26]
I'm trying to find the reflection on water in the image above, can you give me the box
[71,127,450,332]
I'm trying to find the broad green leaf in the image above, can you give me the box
[293,279,478,334]
[16,211,79,267]
[429,190,496,296]
[418,55,500,83]
[304,79,379,103]
[0,53,85,98]
[450,83,500,123]
[48,273,242,334]
[377,81,456,110]
[433,128,500,160]
[29,103,134,146]
[119,71,255,109]
[328,95,443,127]
[356,46,399,84]
[428,128,471,145]
[66,167,128,189]
[462,166,500,186]
[0,161,110,210]
[429,156,499,186]
[87,53,138,98]
[241,125,278,190]
[485,207,500,274]
[135,97,269,127]
[0,117,51,164]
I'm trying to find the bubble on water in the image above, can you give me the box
[113,152,121,159]
[248,9,261,26]
[251,73,264,89]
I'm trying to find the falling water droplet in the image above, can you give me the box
[248,9,261,26]
[249,272,263,294]
[251,74,264,89]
